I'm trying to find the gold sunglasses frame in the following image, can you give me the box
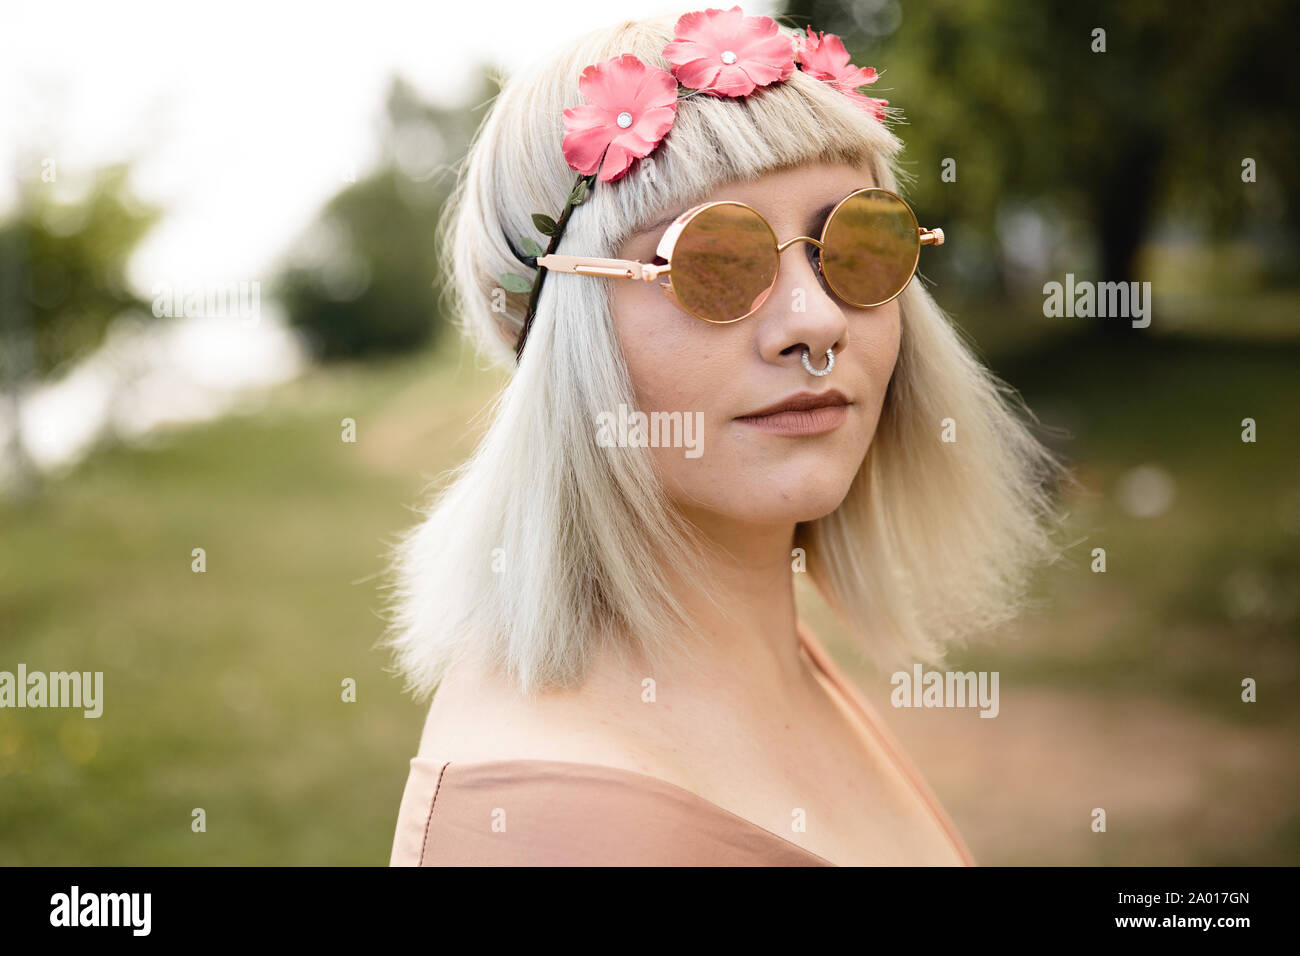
[535,186,944,324]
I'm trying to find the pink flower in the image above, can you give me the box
[663,5,795,97]
[795,27,888,120]
[562,54,679,183]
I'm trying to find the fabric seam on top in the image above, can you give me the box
[418,760,451,866]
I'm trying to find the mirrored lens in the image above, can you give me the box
[820,190,920,307]
[669,203,779,322]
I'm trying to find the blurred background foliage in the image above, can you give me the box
[785,0,1299,314]
[1,165,160,377]
[275,78,484,360]
[0,0,1297,865]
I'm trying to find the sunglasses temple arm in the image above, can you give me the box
[536,230,941,279]
[535,253,670,282]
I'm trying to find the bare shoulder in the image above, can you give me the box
[414,648,692,783]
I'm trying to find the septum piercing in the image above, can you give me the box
[801,347,834,377]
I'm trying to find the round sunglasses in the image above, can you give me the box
[535,187,943,324]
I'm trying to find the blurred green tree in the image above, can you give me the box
[0,163,160,377]
[1,163,160,497]
[277,75,485,360]
[782,0,1299,308]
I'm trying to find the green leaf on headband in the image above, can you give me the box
[568,181,588,205]
[520,236,544,258]
[499,272,534,294]
[532,213,559,236]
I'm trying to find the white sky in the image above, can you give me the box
[1,0,780,295]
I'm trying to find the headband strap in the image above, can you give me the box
[510,171,594,362]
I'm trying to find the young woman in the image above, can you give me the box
[385,7,1067,866]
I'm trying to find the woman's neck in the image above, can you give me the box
[654,512,808,691]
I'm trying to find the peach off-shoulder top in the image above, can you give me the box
[390,621,977,866]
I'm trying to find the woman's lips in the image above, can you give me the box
[734,403,850,436]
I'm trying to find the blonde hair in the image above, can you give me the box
[381,14,1069,700]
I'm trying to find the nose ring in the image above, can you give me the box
[801,347,834,377]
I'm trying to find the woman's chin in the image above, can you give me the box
[678,475,859,528]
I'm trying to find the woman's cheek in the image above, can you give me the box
[860,305,901,404]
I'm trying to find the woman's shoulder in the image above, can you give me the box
[390,656,827,866]
[411,650,681,772]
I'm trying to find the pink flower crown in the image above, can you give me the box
[503,5,889,360]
